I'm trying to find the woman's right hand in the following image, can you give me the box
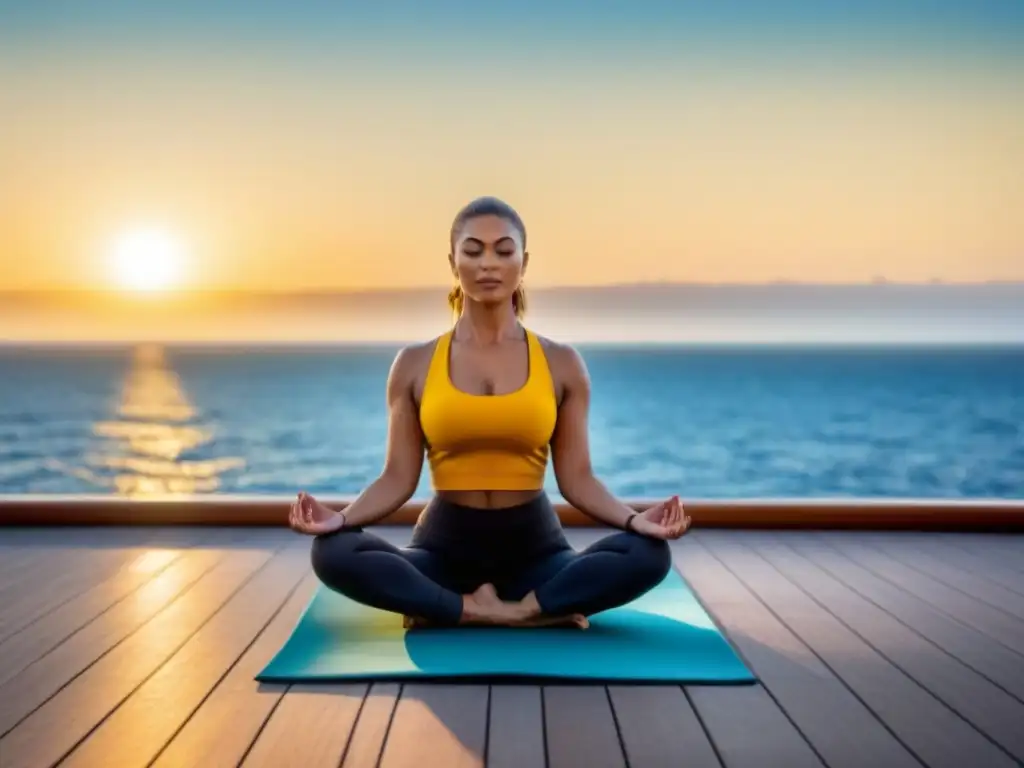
[288,491,347,535]
[631,495,691,540]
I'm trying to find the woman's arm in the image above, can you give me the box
[335,345,427,528]
[549,344,638,529]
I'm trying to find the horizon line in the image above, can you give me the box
[3,278,1024,296]
[4,339,1024,349]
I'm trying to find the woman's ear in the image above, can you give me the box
[448,252,457,277]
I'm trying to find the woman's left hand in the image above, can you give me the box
[630,495,691,540]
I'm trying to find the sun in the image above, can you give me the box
[108,227,186,293]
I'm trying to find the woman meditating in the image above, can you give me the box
[289,196,691,628]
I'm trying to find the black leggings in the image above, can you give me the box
[310,493,672,625]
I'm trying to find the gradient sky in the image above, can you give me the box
[2,0,1022,293]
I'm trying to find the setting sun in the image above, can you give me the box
[108,227,186,293]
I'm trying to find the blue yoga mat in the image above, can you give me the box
[257,568,755,684]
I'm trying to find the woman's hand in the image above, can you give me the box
[288,491,347,536]
[630,495,691,540]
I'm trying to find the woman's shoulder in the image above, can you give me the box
[390,335,445,380]
[533,332,588,380]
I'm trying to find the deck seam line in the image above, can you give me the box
[795,532,1024,706]
[897,537,1024,600]
[0,548,234,740]
[865,535,1024,619]
[144,562,309,768]
[603,685,632,768]
[540,686,551,768]
[814,534,1024,661]
[679,686,726,768]
[482,684,493,768]
[333,683,371,768]
[0,545,124,602]
[0,546,158,644]
[0,548,192,685]
[237,683,290,766]
[696,536,925,768]
[45,541,290,767]
[735,536,1021,765]
[0,546,188,650]
[374,682,404,768]
[940,537,1024,574]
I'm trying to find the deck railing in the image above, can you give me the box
[0,495,1022,530]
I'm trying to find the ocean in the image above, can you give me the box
[0,344,1021,500]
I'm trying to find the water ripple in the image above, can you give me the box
[0,344,1021,499]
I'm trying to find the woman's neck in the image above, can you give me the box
[455,301,522,345]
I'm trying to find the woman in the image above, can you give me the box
[289,196,691,629]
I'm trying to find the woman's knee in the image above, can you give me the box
[627,534,672,585]
[310,529,363,586]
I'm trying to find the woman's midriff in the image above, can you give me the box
[436,489,544,510]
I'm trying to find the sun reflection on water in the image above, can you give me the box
[87,344,244,497]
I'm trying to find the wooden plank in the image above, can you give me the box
[832,536,1024,654]
[241,683,368,768]
[61,546,310,768]
[544,687,626,768]
[672,537,915,768]
[900,535,1024,596]
[0,526,164,559]
[150,575,320,768]
[0,546,154,638]
[0,528,249,644]
[0,548,274,768]
[863,533,1024,619]
[609,686,721,768]
[0,547,75,586]
[687,687,824,768]
[487,686,546,768]
[378,685,489,768]
[753,533,1024,763]
[0,550,43,583]
[0,547,229,734]
[925,534,1024,571]
[0,544,149,611]
[797,532,1024,703]
[0,547,189,685]
[701,533,1019,768]
[340,683,401,768]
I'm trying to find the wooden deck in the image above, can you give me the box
[0,527,1022,768]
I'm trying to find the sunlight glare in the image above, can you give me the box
[109,227,186,293]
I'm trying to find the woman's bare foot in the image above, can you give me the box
[509,613,590,629]
[460,584,588,629]
[505,591,589,629]
[458,584,510,625]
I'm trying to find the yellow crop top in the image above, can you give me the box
[418,329,558,491]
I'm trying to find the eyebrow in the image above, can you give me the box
[463,236,516,248]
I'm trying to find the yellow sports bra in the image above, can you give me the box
[419,329,558,491]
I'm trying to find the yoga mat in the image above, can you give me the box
[257,568,756,684]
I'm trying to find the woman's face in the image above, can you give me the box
[450,214,528,308]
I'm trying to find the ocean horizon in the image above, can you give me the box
[1,342,1020,502]
[4,282,1024,345]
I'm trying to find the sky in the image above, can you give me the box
[1,1,1021,295]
